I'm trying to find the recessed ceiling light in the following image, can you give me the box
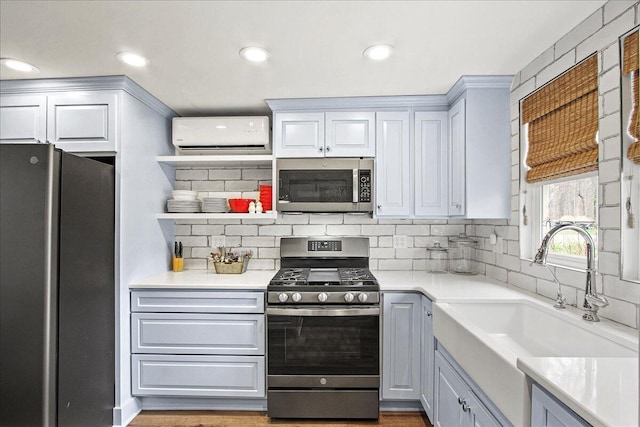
[363,45,394,61]
[1,58,39,72]
[239,47,269,63]
[117,52,149,67]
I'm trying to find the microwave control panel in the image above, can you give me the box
[359,170,371,202]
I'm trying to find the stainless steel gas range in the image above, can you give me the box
[266,237,380,420]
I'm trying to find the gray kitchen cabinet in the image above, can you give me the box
[434,349,503,427]
[447,78,512,218]
[0,91,117,152]
[531,384,590,427]
[132,312,265,355]
[382,292,421,400]
[420,296,435,421]
[415,111,449,217]
[132,354,265,398]
[375,111,412,217]
[271,109,375,158]
[130,289,266,399]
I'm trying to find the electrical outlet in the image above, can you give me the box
[393,235,408,249]
[211,235,225,249]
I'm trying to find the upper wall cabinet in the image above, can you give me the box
[1,91,117,153]
[272,110,375,158]
[415,111,449,217]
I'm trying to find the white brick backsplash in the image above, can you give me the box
[258,247,280,259]
[510,78,536,105]
[361,224,396,236]
[521,46,555,83]
[603,89,621,115]
[174,181,192,190]
[378,259,413,270]
[600,206,621,229]
[413,259,428,270]
[225,180,257,191]
[511,72,521,90]
[292,225,326,236]
[259,225,292,236]
[603,181,621,206]
[223,236,242,247]
[343,214,378,224]
[242,169,272,180]
[600,67,621,95]
[184,258,206,270]
[175,225,191,235]
[242,218,277,225]
[603,275,640,303]
[225,225,258,236]
[431,224,465,236]
[554,268,587,290]
[191,225,225,236]
[536,50,577,88]
[191,247,213,258]
[370,248,396,259]
[378,236,393,247]
[599,158,620,183]
[413,219,448,225]
[597,296,637,328]
[555,9,602,57]
[603,228,621,252]
[192,180,225,191]
[247,258,275,270]
[599,111,621,140]
[396,224,429,235]
[208,219,241,225]
[598,251,621,276]
[508,271,536,292]
[602,135,622,160]
[604,0,637,24]
[309,214,344,224]
[396,248,426,259]
[486,265,508,282]
[279,213,310,224]
[242,236,276,247]
[176,169,208,181]
[175,235,208,247]
[326,225,362,236]
[208,169,241,180]
[601,43,620,72]
[577,9,635,61]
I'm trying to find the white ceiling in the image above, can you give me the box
[0,0,607,116]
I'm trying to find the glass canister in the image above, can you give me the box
[426,242,449,273]
[448,233,479,275]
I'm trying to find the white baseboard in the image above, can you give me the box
[112,396,142,427]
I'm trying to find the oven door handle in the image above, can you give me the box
[353,169,359,203]
[267,307,380,317]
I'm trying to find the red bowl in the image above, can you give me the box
[228,198,253,213]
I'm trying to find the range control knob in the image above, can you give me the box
[358,293,368,303]
[292,292,302,303]
[278,293,289,303]
[344,292,355,303]
[317,292,328,302]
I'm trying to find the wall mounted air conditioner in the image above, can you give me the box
[172,116,270,155]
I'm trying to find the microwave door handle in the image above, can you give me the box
[353,169,359,203]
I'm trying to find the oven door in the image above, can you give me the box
[276,158,373,212]
[267,306,379,388]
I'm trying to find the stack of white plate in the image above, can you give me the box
[167,199,201,213]
[172,190,198,201]
[202,197,229,213]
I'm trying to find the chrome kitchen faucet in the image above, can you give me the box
[532,223,609,322]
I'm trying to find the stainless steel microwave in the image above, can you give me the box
[276,158,374,212]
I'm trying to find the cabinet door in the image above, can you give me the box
[415,111,449,216]
[531,384,590,427]
[132,354,265,398]
[448,98,466,216]
[434,350,467,427]
[325,112,375,157]
[0,95,47,144]
[420,297,435,421]
[274,112,325,157]
[375,112,411,217]
[47,92,117,153]
[465,394,501,427]
[382,292,421,400]
[132,313,265,355]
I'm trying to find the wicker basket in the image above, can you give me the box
[212,259,249,274]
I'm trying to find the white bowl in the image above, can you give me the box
[172,190,198,201]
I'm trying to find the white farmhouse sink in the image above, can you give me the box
[433,299,637,426]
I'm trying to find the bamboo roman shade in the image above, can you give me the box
[623,31,639,164]
[522,54,599,183]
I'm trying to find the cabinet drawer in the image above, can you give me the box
[131,290,265,313]
[132,313,265,355]
[132,354,265,398]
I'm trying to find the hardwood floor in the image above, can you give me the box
[129,410,433,427]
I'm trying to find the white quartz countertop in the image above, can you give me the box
[130,268,638,426]
[517,357,639,427]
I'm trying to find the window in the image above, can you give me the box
[519,54,599,270]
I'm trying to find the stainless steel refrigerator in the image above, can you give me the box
[0,144,115,427]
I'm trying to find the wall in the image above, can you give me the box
[477,0,640,328]
[174,165,478,272]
